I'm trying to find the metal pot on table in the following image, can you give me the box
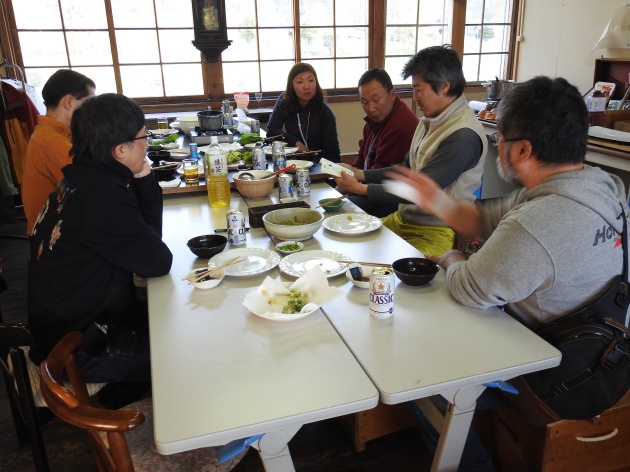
[483,79,516,102]
[197,110,224,130]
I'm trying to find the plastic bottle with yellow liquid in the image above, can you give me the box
[205,136,230,207]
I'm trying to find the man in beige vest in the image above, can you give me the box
[334,45,487,255]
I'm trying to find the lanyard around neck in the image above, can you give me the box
[297,110,310,148]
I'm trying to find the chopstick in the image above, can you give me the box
[182,256,244,283]
[290,150,321,157]
[264,134,284,141]
[337,261,392,268]
[152,163,180,170]
[314,194,349,209]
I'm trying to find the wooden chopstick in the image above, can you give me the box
[264,134,284,141]
[337,261,392,268]
[152,163,180,170]
[290,150,321,157]
[183,256,244,283]
[314,194,348,209]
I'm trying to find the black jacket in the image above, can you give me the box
[28,161,173,362]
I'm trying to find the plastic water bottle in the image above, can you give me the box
[205,136,230,207]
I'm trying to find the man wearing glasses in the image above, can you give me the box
[28,93,172,407]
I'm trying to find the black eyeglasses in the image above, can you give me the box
[489,132,527,147]
[128,131,152,145]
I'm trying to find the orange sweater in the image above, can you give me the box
[22,116,72,234]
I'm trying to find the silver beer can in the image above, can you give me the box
[226,209,246,245]
[252,147,267,170]
[271,141,284,153]
[250,119,260,134]
[296,167,310,197]
[272,151,286,172]
[369,267,395,319]
[278,174,294,199]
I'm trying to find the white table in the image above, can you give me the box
[150,182,561,472]
[148,191,379,471]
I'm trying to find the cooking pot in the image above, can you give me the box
[482,80,516,101]
[197,110,223,130]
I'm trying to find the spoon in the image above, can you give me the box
[239,163,297,180]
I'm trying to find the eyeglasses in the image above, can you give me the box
[489,132,527,147]
[128,130,153,145]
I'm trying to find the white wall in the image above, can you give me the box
[518,0,630,94]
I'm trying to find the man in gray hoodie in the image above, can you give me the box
[386,75,629,471]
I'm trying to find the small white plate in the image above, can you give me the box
[158,178,182,188]
[276,241,304,255]
[346,263,370,288]
[323,213,382,235]
[245,281,319,322]
[588,126,630,143]
[286,160,313,170]
[185,268,225,289]
[149,129,179,136]
[198,142,243,153]
[209,248,280,276]
[263,146,298,155]
[279,250,351,278]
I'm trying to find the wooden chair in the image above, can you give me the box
[39,330,246,472]
[0,322,50,472]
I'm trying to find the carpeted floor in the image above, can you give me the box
[0,214,433,471]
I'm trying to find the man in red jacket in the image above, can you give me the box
[350,68,419,217]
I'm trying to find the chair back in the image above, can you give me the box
[39,331,145,472]
[0,322,50,472]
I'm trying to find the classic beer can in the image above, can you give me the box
[271,141,284,153]
[189,143,199,160]
[369,267,395,319]
[252,147,267,170]
[278,174,294,199]
[296,167,310,197]
[272,151,286,172]
[226,209,246,245]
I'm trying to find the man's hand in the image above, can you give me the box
[424,250,467,269]
[134,160,152,178]
[333,169,367,195]
[295,140,309,153]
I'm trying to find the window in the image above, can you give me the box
[222,0,369,95]
[0,0,518,103]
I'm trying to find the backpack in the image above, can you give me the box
[505,205,630,427]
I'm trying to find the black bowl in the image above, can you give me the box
[152,163,179,181]
[147,150,171,165]
[392,258,439,286]
[186,235,227,258]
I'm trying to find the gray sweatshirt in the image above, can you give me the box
[446,165,628,329]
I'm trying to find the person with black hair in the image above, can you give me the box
[334,45,486,255]
[28,93,172,394]
[267,62,341,163]
[348,68,419,217]
[22,69,96,234]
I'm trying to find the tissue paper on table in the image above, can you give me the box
[243,265,342,321]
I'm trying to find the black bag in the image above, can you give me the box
[506,205,630,427]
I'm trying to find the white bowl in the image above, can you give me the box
[263,208,324,241]
[186,268,225,289]
[177,116,199,134]
[276,240,304,255]
[346,263,370,288]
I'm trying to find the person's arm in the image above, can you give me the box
[131,162,164,237]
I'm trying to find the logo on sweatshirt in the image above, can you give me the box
[593,224,621,247]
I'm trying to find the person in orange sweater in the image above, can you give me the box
[22,69,95,234]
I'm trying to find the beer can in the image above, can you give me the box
[272,151,286,172]
[226,209,246,245]
[278,174,294,199]
[296,167,310,197]
[250,119,260,134]
[189,143,199,160]
[271,141,284,153]
[369,267,395,319]
[252,147,267,170]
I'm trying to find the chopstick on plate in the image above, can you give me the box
[336,261,392,268]
[290,150,321,157]
[264,134,284,141]
[182,256,245,283]
[151,163,179,170]
[314,194,348,209]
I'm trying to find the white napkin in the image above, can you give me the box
[243,265,342,318]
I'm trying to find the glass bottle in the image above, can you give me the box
[205,136,230,207]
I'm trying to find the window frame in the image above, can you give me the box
[0,0,521,111]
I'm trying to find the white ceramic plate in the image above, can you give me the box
[263,146,298,155]
[279,250,351,278]
[198,142,243,154]
[208,248,280,276]
[323,214,382,235]
[158,178,181,188]
[148,129,179,136]
[246,282,318,322]
[276,240,304,255]
[286,160,313,170]
[169,122,181,131]
[588,126,630,143]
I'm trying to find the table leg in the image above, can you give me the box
[415,385,486,472]
[251,425,301,472]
